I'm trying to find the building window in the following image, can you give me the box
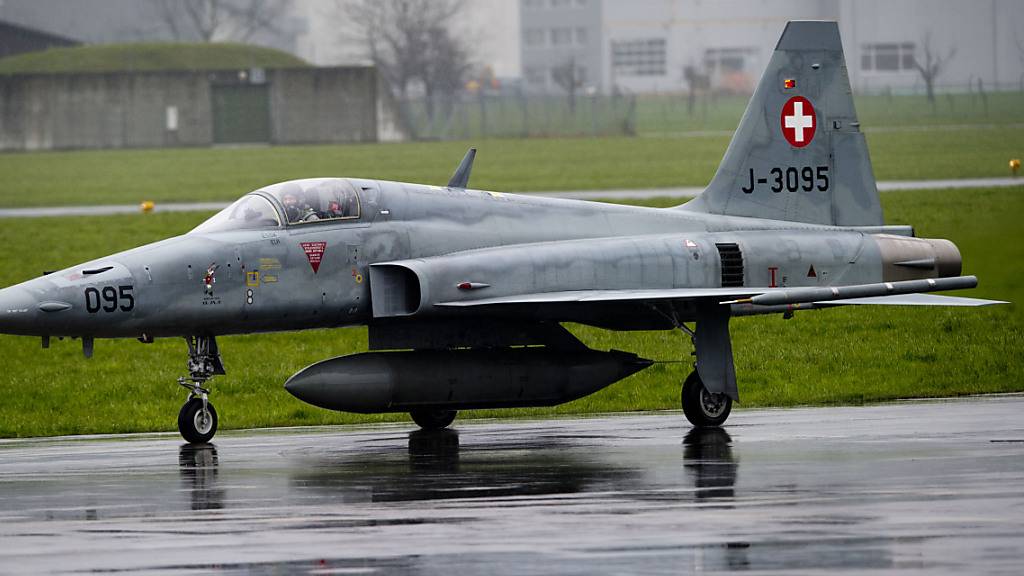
[575,27,588,45]
[611,38,667,77]
[551,27,573,46]
[550,0,571,8]
[524,28,545,47]
[523,0,545,10]
[703,47,756,74]
[861,43,916,72]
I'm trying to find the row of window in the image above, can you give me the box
[524,38,920,81]
[524,27,589,48]
[524,64,589,86]
[523,0,588,10]
[703,47,757,73]
[861,42,917,72]
[611,38,667,77]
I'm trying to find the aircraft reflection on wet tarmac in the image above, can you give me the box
[288,427,742,506]
[176,427,755,572]
[178,443,224,511]
[2,397,1023,574]
[290,429,638,503]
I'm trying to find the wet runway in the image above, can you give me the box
[1,396,1023,575]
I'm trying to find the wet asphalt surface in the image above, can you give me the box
[1,396,1023,575]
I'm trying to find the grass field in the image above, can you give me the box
[0,42,307,74]
[0,188,1019,438]
[0,127,1021,208]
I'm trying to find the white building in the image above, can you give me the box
[518,0,1024,95]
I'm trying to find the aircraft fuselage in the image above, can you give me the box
[0,178,957,341]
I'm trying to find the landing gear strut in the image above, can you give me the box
[177,335,224,444]
[681,370,732,427]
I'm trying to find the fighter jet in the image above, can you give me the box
[0,21,1005,443]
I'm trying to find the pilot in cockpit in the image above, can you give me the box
[301,190,322,222]
[277,181,358,224]
[281,190,303,223]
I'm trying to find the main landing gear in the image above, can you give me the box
[681,370,733,427]
[177,335,225,444]
[665,303,736,429]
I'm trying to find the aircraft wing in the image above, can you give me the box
[434,287,765,307]
[435,287,1003,309]
[433,279,1004,311]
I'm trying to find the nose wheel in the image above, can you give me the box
[177,335,225,444]
[178,396,218,444]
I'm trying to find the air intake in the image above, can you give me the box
[715,243,744,287]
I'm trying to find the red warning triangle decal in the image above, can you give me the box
[300,241,327,274]
[807,265,817,278]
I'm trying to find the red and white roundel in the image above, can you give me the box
[780,96,816,148]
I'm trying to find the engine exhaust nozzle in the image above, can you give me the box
[874,234,962,281]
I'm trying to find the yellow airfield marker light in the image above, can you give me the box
[1011,159,1021,177]
[140,201,155,213]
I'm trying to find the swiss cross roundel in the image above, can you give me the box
[780,96,816,148]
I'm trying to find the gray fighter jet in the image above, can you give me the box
[0,21,1005,443]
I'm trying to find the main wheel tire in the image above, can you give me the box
[178,397,218,444]
[681,371,732,427]
[410,409,457,431]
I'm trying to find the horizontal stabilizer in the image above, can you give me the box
[815,293,1007,307]
[724,276,981,307]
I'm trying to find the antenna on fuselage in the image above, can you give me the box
[447,147,476,189]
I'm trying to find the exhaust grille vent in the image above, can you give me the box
[715,243,744,287]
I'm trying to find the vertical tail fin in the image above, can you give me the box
[681,21,882,227]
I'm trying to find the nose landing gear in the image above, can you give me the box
[177,335,224,444]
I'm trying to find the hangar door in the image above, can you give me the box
[211,84,271,144]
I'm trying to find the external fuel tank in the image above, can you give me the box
[285,348,652,413]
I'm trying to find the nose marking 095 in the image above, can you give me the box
[84,285,134,314]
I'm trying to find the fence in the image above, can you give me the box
[634,87,1024,136]
[394,92,637,141]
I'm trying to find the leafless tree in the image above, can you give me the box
[338,0,471,137]
[1015,30,1024,91]
[913,31,956,108]
[421,27,472,122]
[153,0,286,43]
[682,64,710,117]
[551,56,585,113]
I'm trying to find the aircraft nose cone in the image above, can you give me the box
[0,286,39,335]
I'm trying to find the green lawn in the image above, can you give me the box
[0,127,1021,208]
[0,42,308,74]
[0,188,1019,438]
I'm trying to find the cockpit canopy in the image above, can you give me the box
[191,178,362,234]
